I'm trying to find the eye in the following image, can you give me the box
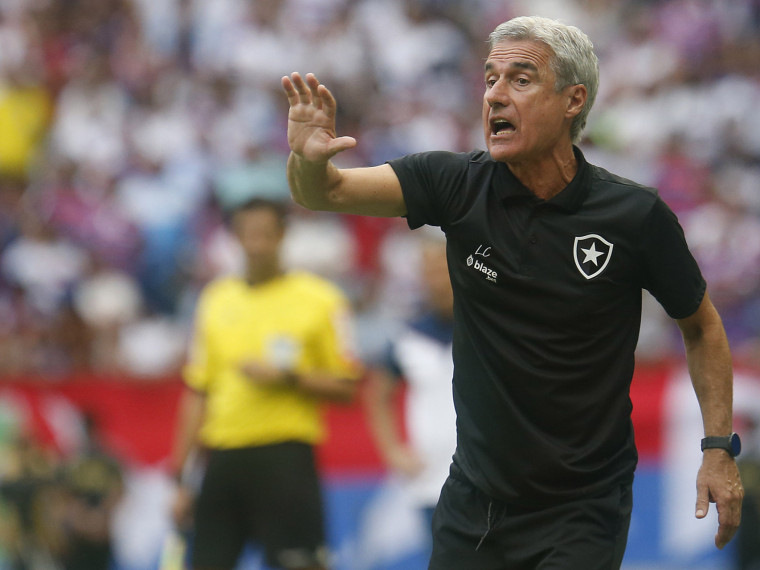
[515,77,530,86]
[485,77,497,88]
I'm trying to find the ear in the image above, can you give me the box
[565,84,587,119]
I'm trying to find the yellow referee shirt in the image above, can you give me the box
[184,271,361,449]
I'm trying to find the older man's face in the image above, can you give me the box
[482,39,576,164]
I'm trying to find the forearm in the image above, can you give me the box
[680,304,734,436]
[240,359,358,402]
[291,370,358,403]
[287,153,407,216]
[364,372,405,460]
[169,388,206,481]
[677,293,742,548]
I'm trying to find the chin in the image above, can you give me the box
[487,144,517,163]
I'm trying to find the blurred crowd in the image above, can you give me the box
[0,0,759,380]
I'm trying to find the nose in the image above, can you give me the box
[485,78,508,108]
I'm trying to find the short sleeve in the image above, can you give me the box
[313,295,363,380]
[639,198,706,319]
[388,151,471,230]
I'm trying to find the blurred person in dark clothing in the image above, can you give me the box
[58,414,124,570]
[737,418,760,569]
[364,230,456,563]
[0,433,65,569]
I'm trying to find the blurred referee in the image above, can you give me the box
[282,15,743,570]
[169,198,361,570]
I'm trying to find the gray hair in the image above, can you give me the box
[489,16,599,143]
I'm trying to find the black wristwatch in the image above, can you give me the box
[701,432,741,458]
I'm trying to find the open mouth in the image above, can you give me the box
[491,119,516,135]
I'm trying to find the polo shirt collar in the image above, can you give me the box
[494,146,590,212]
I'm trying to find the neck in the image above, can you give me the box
[246,263,283,286]
[508,145,578,201]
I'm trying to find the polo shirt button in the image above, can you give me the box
[529,235,537,244]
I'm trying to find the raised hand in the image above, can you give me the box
[281,72,357,163]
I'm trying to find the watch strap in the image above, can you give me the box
[701,433,741,457]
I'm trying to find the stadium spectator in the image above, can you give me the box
[58,413,125,570]
[72,256,143,374]
[1,210,88,320]
[364,228,456,563]
[0,431,65,568]
[169,198,361,570]
[282,14,743,568]
[0,54,51,181]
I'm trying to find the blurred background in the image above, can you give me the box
[0,0,759,568]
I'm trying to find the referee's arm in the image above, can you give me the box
[676,291,743,550]
[168,385,206,530]
[169,386,206,484]
[240,360,359,403]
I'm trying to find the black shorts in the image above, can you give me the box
[429,464,632,570]
[191,441,329,569]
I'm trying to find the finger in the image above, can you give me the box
[715,515,740,549]
[281,75,300,106]
[715,526,738,549]
[305,73,322,110]
[714,494,742,548]
[326,136,358,157]
[290,72,312,104]
[695,482,709,519]
[319,84,339,119]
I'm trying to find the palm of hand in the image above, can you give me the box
[282,72,356,162]
[287,104,338,162]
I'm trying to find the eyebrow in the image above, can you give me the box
[484,60,539,73]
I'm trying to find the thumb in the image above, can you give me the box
[695,483,710,519]
[326,136,357,157]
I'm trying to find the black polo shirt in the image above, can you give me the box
[388,147,705,506]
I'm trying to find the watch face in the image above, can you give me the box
[730,433,742,457]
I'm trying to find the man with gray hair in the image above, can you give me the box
[282,15,743,569]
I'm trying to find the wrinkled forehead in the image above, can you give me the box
[485,39,554,74]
